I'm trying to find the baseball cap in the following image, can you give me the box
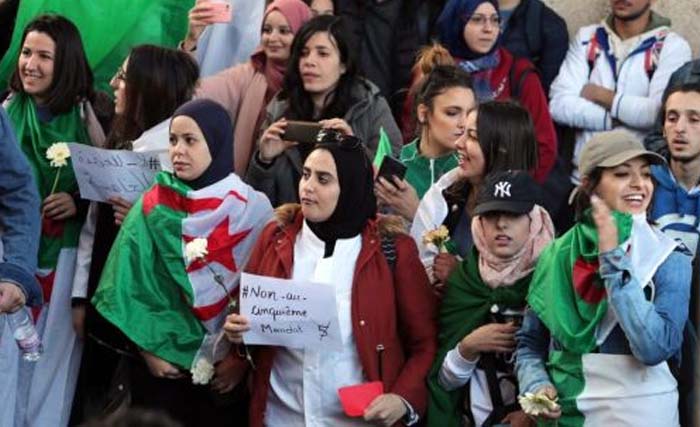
[578,130,665,177]
[474,170,541,216]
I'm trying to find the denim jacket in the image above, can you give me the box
[516,247,691,394]
[0,108,41,306]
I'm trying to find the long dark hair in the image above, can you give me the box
[10,14,94,114]
[280,15,358,120]
[445,100,538,211]
[476,100,538,172]
[105,45,199,149]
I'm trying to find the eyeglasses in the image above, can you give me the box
[114,66,126,82]
[465,14,501,28]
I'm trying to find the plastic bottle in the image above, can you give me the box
[6,307,42,362]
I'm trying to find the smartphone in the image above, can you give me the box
[376,156,407,186]
[204,0,232,24]
[283,121,322,145]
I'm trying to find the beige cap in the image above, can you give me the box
[578,130,666,177]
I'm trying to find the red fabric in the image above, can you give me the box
[489,48,558,183]
[245,209,438,426]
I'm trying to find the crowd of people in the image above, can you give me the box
[0,0,698,426]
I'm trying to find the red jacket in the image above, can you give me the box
[245,205,438,426]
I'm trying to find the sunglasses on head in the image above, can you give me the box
[315,129,363,151]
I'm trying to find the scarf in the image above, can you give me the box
[5,92,92,270]
[457,49,501,101]
[426,248,531,427]
[437,0,501,60]
[472,205,554,288]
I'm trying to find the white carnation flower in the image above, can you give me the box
[518,391,560,416]
[46,142,71,168]
[185,238,208,264]
[190,357,215,385]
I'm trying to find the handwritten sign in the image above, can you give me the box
[68,143,161,203]
[240,273,342,350]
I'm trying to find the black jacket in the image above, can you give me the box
[500,0,568,95]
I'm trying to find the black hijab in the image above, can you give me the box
[306,141,377,257]
[170,99,233,190]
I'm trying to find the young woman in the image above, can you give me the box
[92,99,273,426]
[427,170,554,427]
[516,130,691,426]
[411,100,538,290]
[304,0,335,16]
[246,14,402,207]
[376,63,475,221]
[70,44,199,422]
[436,0,556,183]
[224,131,437,426]
[190,0,312,175]
[0,14,106,426]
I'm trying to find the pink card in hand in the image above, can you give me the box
[337,381,384,417]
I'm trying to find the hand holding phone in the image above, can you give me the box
[376,156,407,187]
[283,121,323,145]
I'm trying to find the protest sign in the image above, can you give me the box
[68,143,161,203]
[239,273,342,350]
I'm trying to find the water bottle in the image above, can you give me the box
[6,307,43,362]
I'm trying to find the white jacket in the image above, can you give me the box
[549,19,691,182]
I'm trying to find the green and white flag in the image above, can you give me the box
[528,212,679,426]
[94,172,272,374]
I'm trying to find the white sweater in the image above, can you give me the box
[549,19,691,182]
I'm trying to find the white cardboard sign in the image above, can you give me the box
[68,143,161,203]
[239,273,341,350]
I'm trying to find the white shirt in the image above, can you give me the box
[439,346,517,427]
[264,221,371,427]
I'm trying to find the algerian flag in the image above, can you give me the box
[528,211,679,425]
[93,172,272,372]
[372,127,394,168]
[0,0,193,93]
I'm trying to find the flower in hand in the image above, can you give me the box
[423,225,451,252]
[46,142,70,167]
[185,238,208,264]
[518,391,560,417]
[191,357,215,385]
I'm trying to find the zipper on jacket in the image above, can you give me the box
[376,344,385,381]
[430,158,435,185]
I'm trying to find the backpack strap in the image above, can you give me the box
[509,57,538,99]
[643,29,668,81]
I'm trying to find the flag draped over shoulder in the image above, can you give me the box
[526,210,632,425]
[6,93,91,271]
[93,172,272,370]
[0,0,193,93]
[427,248,531,427]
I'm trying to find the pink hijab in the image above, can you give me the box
[253,0,312,96]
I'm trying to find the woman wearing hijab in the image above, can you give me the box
[193,0,312,175]
[427,171,554,427]
[92,99,273,426]
[436,0,557,183]
[224,130,438,426]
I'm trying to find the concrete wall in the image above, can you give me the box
[543,0,700,56]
